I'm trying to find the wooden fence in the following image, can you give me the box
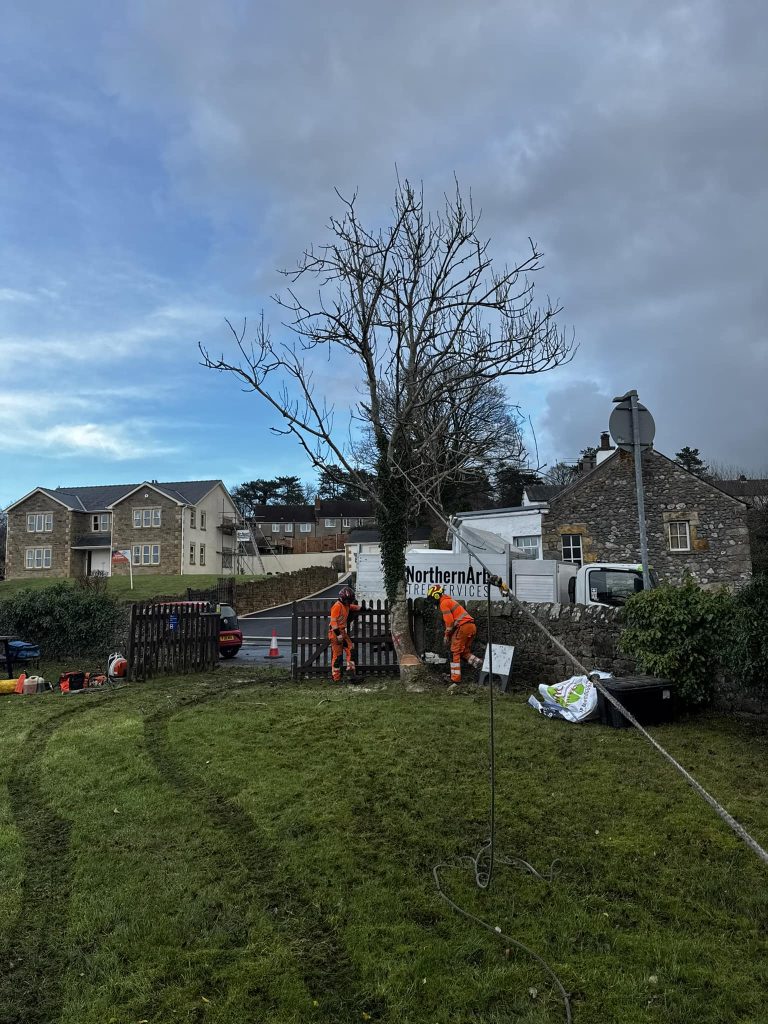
[291,599,403,678]
[127,601,219,681]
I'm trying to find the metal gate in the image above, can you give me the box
[291,599,399,678]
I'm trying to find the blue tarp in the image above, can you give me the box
[8,640,41,661]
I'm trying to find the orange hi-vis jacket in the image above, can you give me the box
[438,594,473,633]
[328,600,361,639]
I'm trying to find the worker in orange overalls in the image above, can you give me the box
[328,586,361,683]
[427,584,483,683]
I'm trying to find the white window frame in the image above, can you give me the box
[27,512,53,533]
[284,523,294,533]
[190,509,196,529]
[325,518,337,529]
[561,533,583,566]
[667,520,691,552]
[189,542,195,564]
[25,546,52,569]
[199,543,206,566]
[133,507,162,528]
[92,513,110,533]
[513,535,540,557]
[200,511,207,530]
[133,544,161,565]
[342,518,351,528]
[300,523,312,533]
[272,523,281,532]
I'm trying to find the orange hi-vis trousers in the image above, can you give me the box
[449,621,482,683]
[330,634,355,682]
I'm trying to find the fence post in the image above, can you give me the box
[291,600,298,680]
[127,603,137,681]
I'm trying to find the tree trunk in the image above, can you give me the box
[389,580,423,684]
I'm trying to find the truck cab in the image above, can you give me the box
[568,563,656,607]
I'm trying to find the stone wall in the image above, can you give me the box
[232,566,339,614]
[542,449,752,588]
[6,494,72,579]
[421,599,636,688]
[111,489,183,576]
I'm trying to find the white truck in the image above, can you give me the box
[508,559,654,607]
[356,548,654,608]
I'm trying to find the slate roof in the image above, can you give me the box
[249,504,316,523]
[316,499,375,517]
[524,484,564,503]
[71,534,113,549]
[717,479,768,499]
[43,480,222,511]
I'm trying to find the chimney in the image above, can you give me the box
[596,430,616,466]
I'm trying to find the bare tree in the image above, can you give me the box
[543,461,578,488]
[201,178,573,677]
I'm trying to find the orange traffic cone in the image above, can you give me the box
[264,629,283,659]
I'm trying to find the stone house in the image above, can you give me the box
[540,448,752,587]
[716,478,768,574]
[249,499,375,554]
[4,480,239,580]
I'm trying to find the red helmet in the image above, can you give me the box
[339,586,356,604]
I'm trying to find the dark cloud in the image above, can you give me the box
[10,0,768,469]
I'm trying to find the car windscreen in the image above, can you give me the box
[219,605,239,629]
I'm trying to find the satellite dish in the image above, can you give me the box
[609,393,656,452]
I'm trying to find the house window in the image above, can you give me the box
[190,509,196,529]
[300,523,312,533]
[272,523,281,532]
[25,546,52,569]
[133,544,160,565]
[189,543,195,564]
[92,513,110,533]
[284,523,293,533]
[342,518,351,528]
[133,507,162,528]
[667,520,691,552]
[200,512,207,530]
[26,512,53,533]
[199,543,206,566]
[325,518,337,529]
[561,534,583,566]
[513,535,540,557]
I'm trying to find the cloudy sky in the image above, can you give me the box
[2,0,766,507]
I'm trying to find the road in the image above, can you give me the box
[220,579,344,667]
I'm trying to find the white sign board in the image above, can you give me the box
[480,644,515,677]
[479,643,515,692]
[405,549,508,600]
[236,530,251,543]
[355,549,508,603]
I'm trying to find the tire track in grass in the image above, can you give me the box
[0,697,126,1024]
[142,680,365,1021]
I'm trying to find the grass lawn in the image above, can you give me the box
[0,672,766,1024]
[0,573,266,602]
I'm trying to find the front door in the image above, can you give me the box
[89,550,111,575]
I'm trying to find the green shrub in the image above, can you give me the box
[727,574,768,690]
[0,581,127,662]
[619,577,734,705]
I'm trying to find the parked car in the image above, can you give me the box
[216,603,243,658]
